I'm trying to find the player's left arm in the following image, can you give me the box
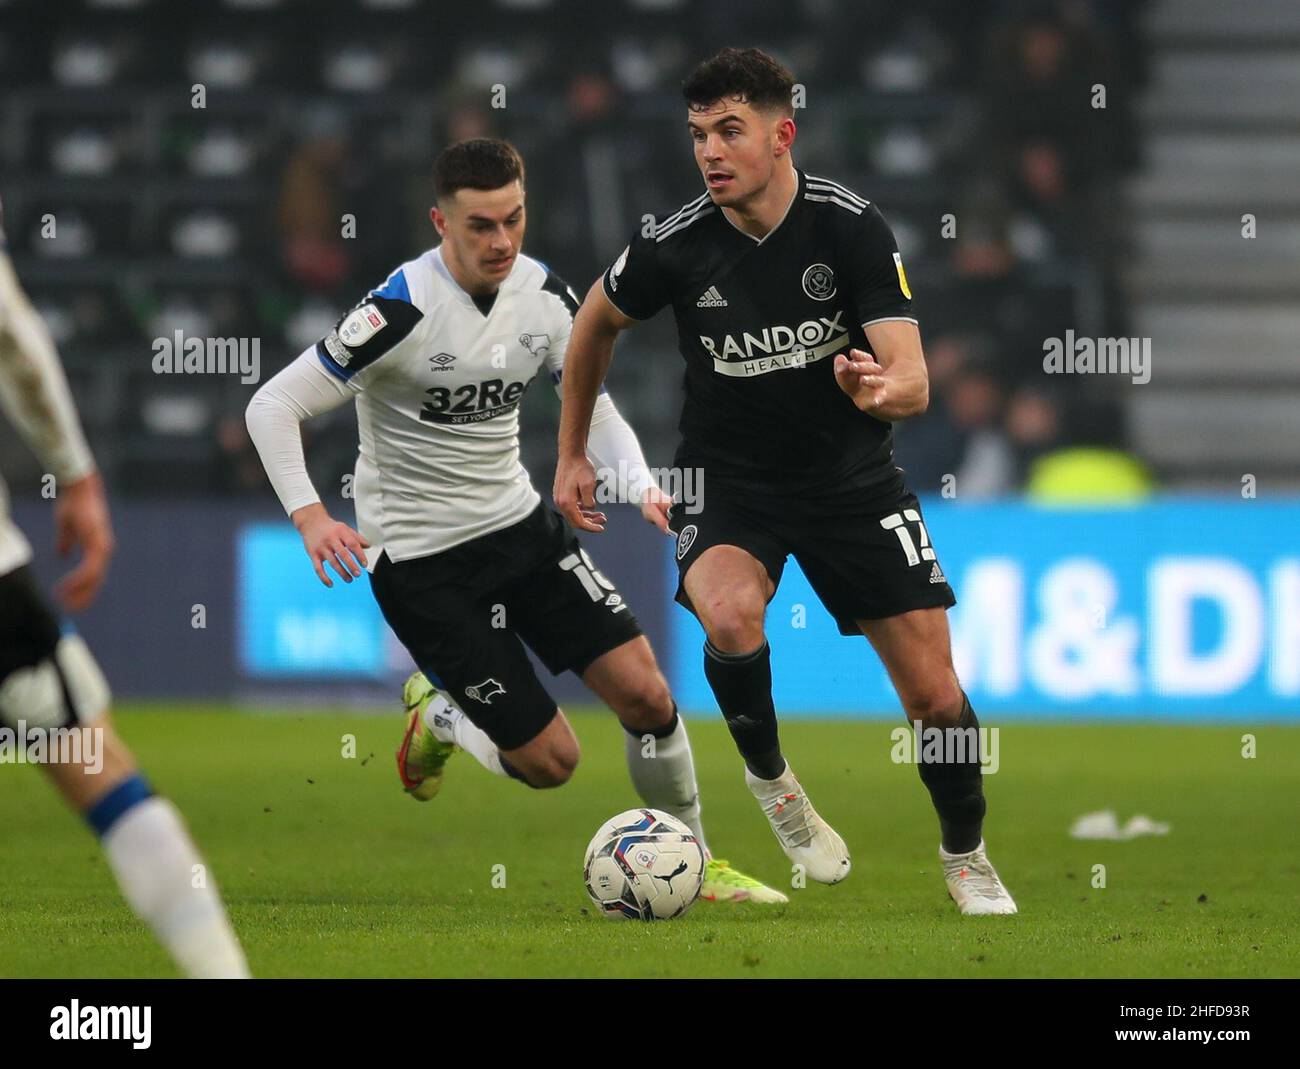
[831,201,928,422]
[833,320,928,422]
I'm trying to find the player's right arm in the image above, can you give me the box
[555,230,668,532]
[245,281,423,586]
[244,352,369,586]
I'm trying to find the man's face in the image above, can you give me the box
[687,97,791,207]
[431,181,525,292]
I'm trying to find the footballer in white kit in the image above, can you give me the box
[246,138,783,904]
[0,195,249,976]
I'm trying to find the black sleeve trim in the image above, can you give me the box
[316,295,423,380]
[542,269,581,319]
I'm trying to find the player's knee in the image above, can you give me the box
[522,732,580,788]
[615,672,675,733]
[532,747,578,788]
[699,594,766,653]
[900,677,964,727]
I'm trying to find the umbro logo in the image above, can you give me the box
[929,562,946,584]
[696,285,728,308]
[429,352,456,372]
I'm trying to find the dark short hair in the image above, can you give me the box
[682,47,795,117]
[433,138,525,202]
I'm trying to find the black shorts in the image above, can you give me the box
[0,565,64,681]
[667,483,956,636]
[0,565,79,729]
[369,503,642,751]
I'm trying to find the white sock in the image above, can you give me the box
[624,715,709,857]
[101,796,250,979]
[424,692,508,778]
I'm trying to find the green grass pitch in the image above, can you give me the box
[1,706,1296,978]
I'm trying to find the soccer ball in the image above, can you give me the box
[583,808,705,921]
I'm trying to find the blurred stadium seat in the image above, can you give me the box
[2,0,1153,497]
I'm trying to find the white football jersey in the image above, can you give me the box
[314,246,585,561]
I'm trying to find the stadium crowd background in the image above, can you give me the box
[1,0,1158,506]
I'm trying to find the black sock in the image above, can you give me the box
[916,692,986,854]
[703,640,784,780]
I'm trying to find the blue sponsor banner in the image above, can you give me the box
[668,501,1300,719]
[231,507,669,702]
[238,525,393,677]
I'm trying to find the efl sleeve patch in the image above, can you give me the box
[845,204,916,325]
[339,303,387,346]
[893,252,912,300]
[316,294,423,382]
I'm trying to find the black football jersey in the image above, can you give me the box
[603,169,916,506]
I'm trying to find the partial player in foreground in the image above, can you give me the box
[245,139,784,904]
[0,200,250,976]
[554,49,1016,914]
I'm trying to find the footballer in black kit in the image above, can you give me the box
[556,47,1017,911]
[604,164,955,632]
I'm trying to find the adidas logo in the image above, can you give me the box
[696,285,728,308]
[929,562,946,584]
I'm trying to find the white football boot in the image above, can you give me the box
[745,763,851,884]
[940,839,1018,915]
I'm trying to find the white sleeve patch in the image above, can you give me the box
[339,303,388,348]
